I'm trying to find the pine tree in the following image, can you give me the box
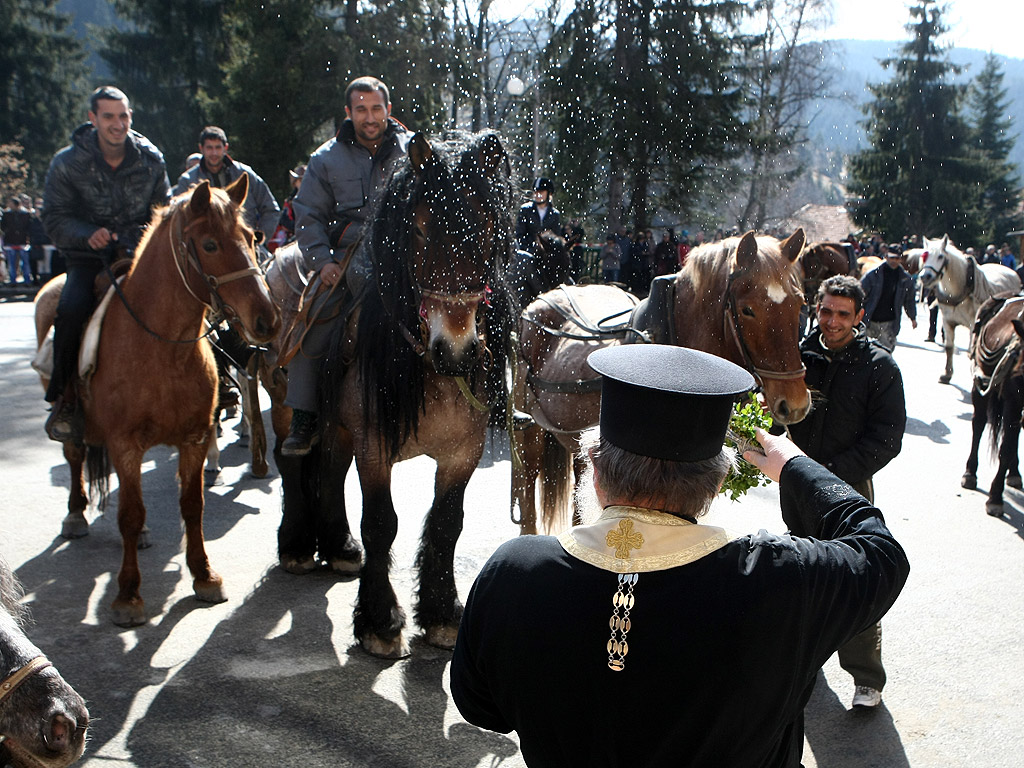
[0,0,85,186]
[968,53,1020,246]
[847,0,988,242]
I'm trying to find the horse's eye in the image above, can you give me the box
[203,239,218,253]
[742,306,756,318]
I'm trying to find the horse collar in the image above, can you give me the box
[0,655,52,707]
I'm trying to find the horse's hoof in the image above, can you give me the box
[961,473,977,490]
[986,501,1004,517]
[194,576,227,604]
[138,527,152,550]
[280,556,317,575]
[111,600,146,627]
[329,550,363,575]
[250,458,269,478]
[939,374,952,384]
[424,624,459,650]
[360,633,411,659]
[61,514,89,539]
[1008,476,1022,490]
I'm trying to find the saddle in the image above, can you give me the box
[627,274,677,345]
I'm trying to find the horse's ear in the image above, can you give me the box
[735,231,759,271]
[190,180,211,215]
[478,133,509,180]
[779,228,805,263]
[225,173,249,208]
[409,133,432,173]
[941,234,949,251]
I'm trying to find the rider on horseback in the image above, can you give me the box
[282,76,410,455]
[41,86,171,443]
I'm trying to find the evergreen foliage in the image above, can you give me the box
[847,0,989,242]
[0,0,86,186]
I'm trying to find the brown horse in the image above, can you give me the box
[34,176,280,626]
[0,556,88,768]
[513,229,810,534]
[277,131,517,658]
[797,241,854,299]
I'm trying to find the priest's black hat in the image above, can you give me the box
[588,345,756,462]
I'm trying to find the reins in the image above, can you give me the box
[0,655,52,710]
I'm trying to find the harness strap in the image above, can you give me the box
[0,656,52,706]
[932,255,977,307]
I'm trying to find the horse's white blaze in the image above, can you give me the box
[425,305,478,352]
[766,280,788,304]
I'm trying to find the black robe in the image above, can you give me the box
[450,458,910,767]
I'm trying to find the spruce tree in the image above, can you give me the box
[968,54,1020,247]
[847,0,988,242]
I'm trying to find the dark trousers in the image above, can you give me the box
[841,476,886,690]
[46,255,104,403]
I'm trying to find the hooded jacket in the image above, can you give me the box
[174,155,280,235]
[42,123,171,259]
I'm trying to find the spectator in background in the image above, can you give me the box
[267,163,306,253]
[2,196,32,285]
[861,243,917,352]
[600,235,621,283]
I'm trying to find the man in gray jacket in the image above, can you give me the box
[42,85,171,442]
[282,76,411,455]
[173,126,280,235]
[860,243,917,351]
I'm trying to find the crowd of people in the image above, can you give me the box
[0,194,56,285]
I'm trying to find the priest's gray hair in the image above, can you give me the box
[579,427,736,519]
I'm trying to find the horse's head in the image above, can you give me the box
[406,132,512,376]
[0,560,89,768]
[727,229,811,424]
[798,242,851,301]
[181,177,281,345]
[918,234,953,289]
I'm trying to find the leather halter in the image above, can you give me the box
[724,272,806,385]
[924,253,976,307]
[0,655,52,709]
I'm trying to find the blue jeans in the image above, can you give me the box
[4,246,32,283]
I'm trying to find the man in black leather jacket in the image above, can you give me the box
[42,85,171,442]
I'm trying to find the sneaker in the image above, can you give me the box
[45,400,80,443]
[281,409,319,456]
[852,686,882,708]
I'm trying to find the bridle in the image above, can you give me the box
[724,272,806,386]
[921,250,976,307]
[0,656,52,714]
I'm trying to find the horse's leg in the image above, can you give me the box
[62,441,89,538]
[511,423,544,535]
[353,457,407,658]
[939,321,955,384]
[416,445,485,650]
[178,441,226,603]
[245,353,268,477]
[108,444,148,626]
[276,443,319,574]
[987,377,1023,516]
[962,387,987,490]
[317,426,362,573]
[1006,377,1023,490]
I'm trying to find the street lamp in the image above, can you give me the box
[506,75,540,178]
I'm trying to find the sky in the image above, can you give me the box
[825,0,1017,59]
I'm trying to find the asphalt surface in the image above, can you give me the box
[2,289,1023,767]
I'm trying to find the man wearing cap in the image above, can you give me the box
[515,177,561,255]
[860,243,916,352]
[450,344,909,767]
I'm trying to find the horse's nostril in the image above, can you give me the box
[45,713,75,752]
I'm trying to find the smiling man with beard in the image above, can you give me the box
[450,344,909,767]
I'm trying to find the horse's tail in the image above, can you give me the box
[539,433,572,534]
[85,445,111,510]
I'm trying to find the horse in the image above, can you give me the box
[276,131,517,659]
[917,234,1021,384]
[797,241,854,300]
[512,229,811,535]
[961,295,1024,517]
[33,176,281,626]
[0,556,89,767]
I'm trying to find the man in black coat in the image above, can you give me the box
[41,85,171,442]
[515,177,561,255]
[788,274,907,709]
[451,344,909,767]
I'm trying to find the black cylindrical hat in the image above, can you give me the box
[588,345,755,462]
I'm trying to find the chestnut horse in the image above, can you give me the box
[276,131,516,658]
[962,295,1024,517]
[0,556,88,767]
[513,230,811,534]
[35,177,280,626]
[797,241,854,300]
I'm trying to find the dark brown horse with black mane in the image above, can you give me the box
[276,131,517,658]
[513,230,810,534]
[0,556,89,767]
[33,176,280,626]
[961,294,1024,517]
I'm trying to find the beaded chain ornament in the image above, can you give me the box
[607,572,638,671]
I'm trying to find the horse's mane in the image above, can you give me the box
[326,131,516,460]
[0,557,28,627]
[682,235,792,295]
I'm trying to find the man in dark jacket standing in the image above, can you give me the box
[42,86,171,442]
[788,274,907,710]
[861,243,917,351]
[515,177,561,255]
[282,76,410,455]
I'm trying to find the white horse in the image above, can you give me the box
[918,235,1021,383]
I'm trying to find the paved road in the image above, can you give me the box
[2,293,1022,767]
